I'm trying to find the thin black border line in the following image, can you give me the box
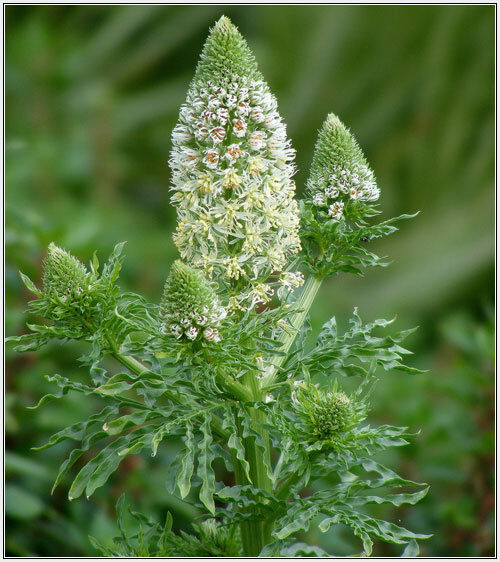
[2,2,497,560]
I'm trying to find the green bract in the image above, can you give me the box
[160,260,225,342]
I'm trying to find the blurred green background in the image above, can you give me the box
[5,5,494,557]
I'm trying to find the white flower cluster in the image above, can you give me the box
[312,163,380,222]
[160,300,226,342]
[169,19,302,310]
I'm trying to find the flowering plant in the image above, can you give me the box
[8,16,429,557]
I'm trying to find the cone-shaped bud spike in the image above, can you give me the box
[195,16,260,82]
[160,260,225,342]
[169,16,301,309]
[42,243,90,302]
[306,113,380,221]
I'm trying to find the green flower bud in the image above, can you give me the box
[160,260,226,342]
[43,242,91,303]
[306,113,379,221]
[293,382,354,445]
[309,390,352,440]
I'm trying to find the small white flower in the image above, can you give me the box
[208,97,221,110]
[217,306,227,322]
[280,271,305,290]
[227,94,238,108]
[250,106,264,123]
[216,107,229,125]
[203,149,220,169]
[195,314,208,326]
[170,324,183,339]
[222,168,241,190]
[350,187,362,200]
[186,326,198,340]
[182,147,200,167]
[325,185,339,199]
[328,201,344,220]
[172,125,192,144]
[312,192,326,207]
[194,124,210,141]
[226,144,243,162]
[232,118,247,138]
[209,127,226,143]
[249,131,267,151]
[213,86,226,97]
[236,101,250,116]
[180,317,191,327]
[204,327,221,342]
[201,109,216,122]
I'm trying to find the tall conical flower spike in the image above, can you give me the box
[306,113,380,220]
[169,16,302,309]
[43,242,90,303]
[160,260,226,342]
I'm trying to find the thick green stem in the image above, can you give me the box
[267,275,323,385]
[232,371,274,556]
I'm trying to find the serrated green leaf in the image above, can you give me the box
[176,422,195,499]
[34,406,118,450]
[19,271,43,297]
[68,431,148,500]
[401,539,420,557]
[196,415,216,514]
[223,408,251,483]
[103,409,160,436]
[273,503,320,540]
[279,542,331,557]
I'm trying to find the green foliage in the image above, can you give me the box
[89,495,242,557]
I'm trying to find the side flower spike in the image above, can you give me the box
[159,260,226,342]
[43,242,93,306]
[300,114,387,278]
[169,16,302,309]
[306,113,380,221]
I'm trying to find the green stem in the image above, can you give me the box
[267,274,323,386]
[233,371,274,556]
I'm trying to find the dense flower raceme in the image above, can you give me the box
[306,113,380,222]
[159,260,226,342]
[169,16,302,310]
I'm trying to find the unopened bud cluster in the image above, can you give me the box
[293,382,354,444]
[169,16,302,309]
[307,114,380,222]
[160,260,226,342]
[42,243,96,312]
